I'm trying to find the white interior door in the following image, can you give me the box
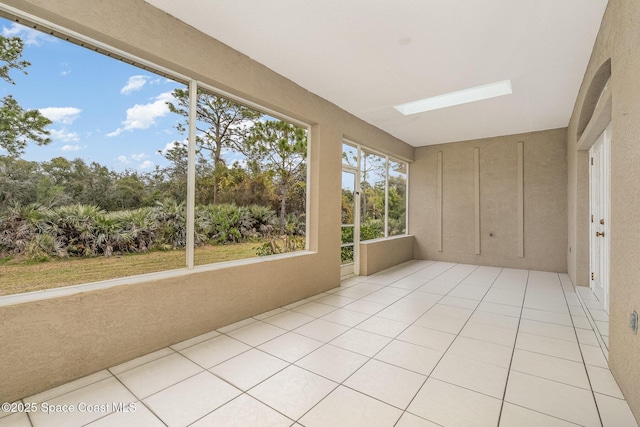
[589,123,611,313]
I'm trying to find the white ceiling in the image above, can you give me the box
[146,0,608,147]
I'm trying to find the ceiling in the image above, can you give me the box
[145,0,608,147]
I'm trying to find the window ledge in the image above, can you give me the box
[0,250,316,308]
[360,234,413,245]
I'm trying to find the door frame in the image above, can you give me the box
[589,123,611,313]
[341,164,360,278]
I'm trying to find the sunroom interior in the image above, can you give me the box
[1,0,639,426]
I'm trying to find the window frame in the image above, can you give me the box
[0,4,312,299]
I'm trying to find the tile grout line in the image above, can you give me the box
[559,273,606,427]
[494,269,529,427]
[287,261,462,425]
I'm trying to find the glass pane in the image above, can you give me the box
[186,87,308,264]
[341,245,354,263]
[0,18,188,295]
[388,159,407,236]
[360,151,386,241]
[341,170,355,225]
[342,143,358,167]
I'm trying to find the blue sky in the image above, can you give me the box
[0,18,186,172]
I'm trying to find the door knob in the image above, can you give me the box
[596,231,605,237]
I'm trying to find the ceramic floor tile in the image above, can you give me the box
[27,377,137,427]
[344,359,426,409]
[258,332,323,363]
[431,353,509,398]
[504,371,601,427]
[180,335,251,368]
[85,403,165,427]
[355,315,409,338]
[361,291,403,305]
[248,365,337,420]
[569,305,586,316]
[594,393,638,427]
[515,332,582,362]
[253,307,286,321]
[499,402,582,426]
[408,378,502,427]
[414,312,468,335]
[447,284,489,300]
[293,318,350,342]
[477,301,522,318]
[518,319,577,342]
[190,394,292,427]
[586,365,624,398]
[395,412,441,427]
[209,349,288,391]
[510,349,590,389]
[575,328,600,347]
[0,413,31,427]
[292,302,338,318]
[589,309,609,322]
[295,344,368,383]
[460,322,517,347]
[143,371,241,427]
[313,294,357,308]
[27,370,113,403]
[217,318,257,333]
[329,328,392,357]
[170,331,221,352]
[299,385,402,427]
[416,284,454,296]
[447,336,513,369]
[521,308,573,327]
[483,293,523,307]
[439,295,480,309]
[595,320,609,336]
[374,339,443,376]
[262,311,315,330]
[227,321,287,347]
[343,299,388,315]
[572,315,593,330]
[321,308,370,327]
[116,353,203,399]
[376,305,425,323]
[580,343,608,368]
[396,324,456,352]
[470,311,520,331]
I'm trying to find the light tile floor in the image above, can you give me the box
[1,261,637,427]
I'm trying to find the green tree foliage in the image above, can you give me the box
[245,120,307,235]
[166,89,261,204]
[0,35,52,157]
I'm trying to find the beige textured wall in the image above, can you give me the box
[359,236,415,276]
[411,129,567,272]
[0,0,413,402]
[567,0,640,420]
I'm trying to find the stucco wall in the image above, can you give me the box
[359,235,415,276]
[567,0,640,420]
[411,129,568,272]
[0,0,414,402]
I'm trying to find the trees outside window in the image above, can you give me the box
[0,20,308,295]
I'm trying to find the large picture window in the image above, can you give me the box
[0,18,308,296]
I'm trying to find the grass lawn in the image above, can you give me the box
[0,242,260,296]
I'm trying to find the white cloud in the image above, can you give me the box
[120,75,148,94]
[39,107,82,125]
[116,155,130,164]
[2,23,55,46]
[50,129,80,142]
[107,91,173,137]
[159,140,187,155]
[61,144,82,152]
[139,160,154,170]
[131,153,146,161]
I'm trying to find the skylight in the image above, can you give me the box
[394,80,513,115]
